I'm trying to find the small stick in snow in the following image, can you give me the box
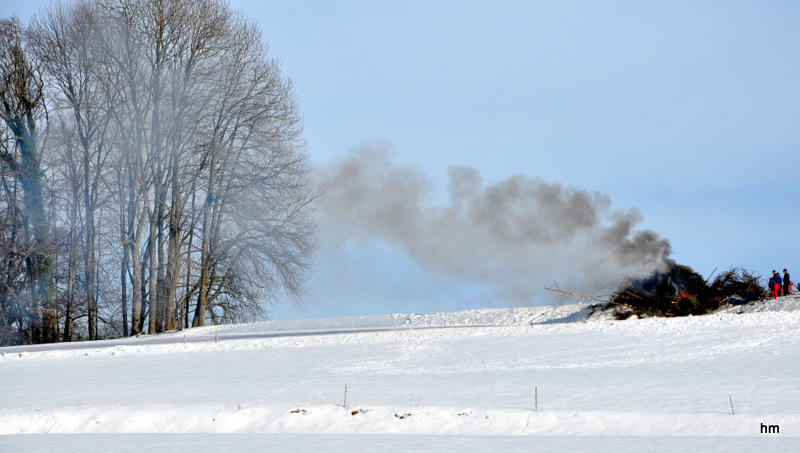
[344,383,348,408]
[729,395,735,415]
[535,386,538,412]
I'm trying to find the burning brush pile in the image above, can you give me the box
[610,265,767,319]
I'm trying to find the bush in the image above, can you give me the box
[707,267,767,306]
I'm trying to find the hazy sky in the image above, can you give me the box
[6,0,800,320]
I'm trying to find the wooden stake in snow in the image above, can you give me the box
[215,333,218,343]
[535,386,538,412]
[729,395,735,415]
[344,383,348,408]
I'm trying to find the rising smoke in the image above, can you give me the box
[317,146,673,305]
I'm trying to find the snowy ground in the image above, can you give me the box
[2,297,800,451]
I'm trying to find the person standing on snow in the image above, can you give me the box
[775,271,783,297]
[770,271,779,299]
[783,269,791,295]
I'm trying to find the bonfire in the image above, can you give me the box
[610,265,767,319]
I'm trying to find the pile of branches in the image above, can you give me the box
[610,265,767,319]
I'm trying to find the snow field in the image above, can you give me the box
[3,403,798,437]
[2,300,800,451]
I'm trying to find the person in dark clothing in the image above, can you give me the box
[783,269,791,295]
[770,270,780,299]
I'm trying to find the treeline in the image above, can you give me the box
[0,0,317,345]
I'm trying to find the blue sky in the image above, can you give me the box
[7,0,800,320]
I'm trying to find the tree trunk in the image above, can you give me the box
[85,175,97,340]
[164,150,180,332]
[192,158,215,327]
[64,191,79,342]
[121,232,129,337]
[147,208,158,334]
[16,119,56,343]
[155,193,166,332]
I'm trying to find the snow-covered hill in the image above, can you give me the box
[3,297,800,452]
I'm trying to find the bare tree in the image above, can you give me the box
[2,0,318,342]
[47,115,84,341]
[0,16,57,343]
[98,0,315,329]
[30,0,117,340]
[0,152,29,344]
[190,16,315,326]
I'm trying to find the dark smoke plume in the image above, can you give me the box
[317,146,673,305]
